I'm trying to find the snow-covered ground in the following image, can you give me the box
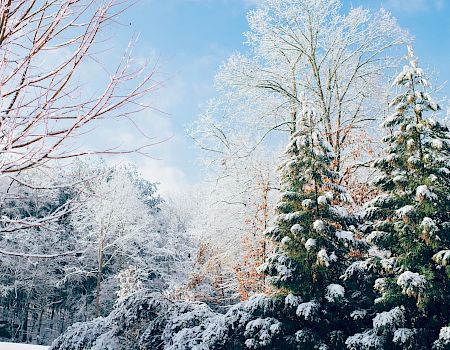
[0,343,48,350]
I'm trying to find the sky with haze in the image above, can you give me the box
[95,0,450,194]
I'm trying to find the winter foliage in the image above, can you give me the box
[1,0,449,349]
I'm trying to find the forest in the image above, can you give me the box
[0,0,449,349]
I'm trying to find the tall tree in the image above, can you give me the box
[242,98,363,348]
[191,0,407,179]
[347,47,450,350]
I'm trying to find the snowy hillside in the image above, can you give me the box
[0,343,48,350]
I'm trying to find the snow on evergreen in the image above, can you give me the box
[353,45,450,349]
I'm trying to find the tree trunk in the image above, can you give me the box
[21,302,29,343]
[95,233,105,318]
[36,307,44,343]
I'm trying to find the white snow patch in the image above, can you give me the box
[296,301,319,321]
[316,248,330,267]
[290,224,303,234]
[313,220,326,232]
[373,306,405,332]
[393,328,416,345]
[302,199,314,209]
[285,293,302,307]
[317,195,328,206]
[350,310,367,320]
[325,284,345,302]
[0,344,48,350]
[396,205,415,218]
[304,238,317,251]
[335,230,354,242]
[421,217,438,234]
[416,185,437,202]
[397,271,427,297]
[433,250,450,266]
[438,326,450,341]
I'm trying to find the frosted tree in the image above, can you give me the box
[70,165,158,317]
[191,0,408,183]
[347,47,450,350]
[188,1,408,286]
[175,150,279,308]
[117,266,146,300]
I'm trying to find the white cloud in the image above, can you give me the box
[386,0,445,13]
[138,158,188,196]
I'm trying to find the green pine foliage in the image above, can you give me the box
[351,47,450,349]
[257,99,364,347]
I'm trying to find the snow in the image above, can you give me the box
[433,250,450,266]
[244,317,282,349]
[416,185,437,202]
[397,271,427,297]
[313,220,326,232]
[366,230,384,245]
[325,284,345,302]
[317,195,328,206]
[329,252,338,262]
[438,327,450,342]
[407,155,420,166]
[393,328,416,345]
[296,301,319,321]
[290,224,303,234]
[373,306,405,332]
[431,138,444,150]
[0,344,48,350]
[304,238,317,251]
[380,257,397,273]
[316,248,330,267]
[346,330,383,350]
[434,326,450,348]
[350,309,367,320]
[420,217,438,234]
[335,230,354,242]
[302,199,314,209]
[282,211,303,222]
[285,293,302,307]
[341,258,377,280]
[396,205,415,218]
[374,278,387,294]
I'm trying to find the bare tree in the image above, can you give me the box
[0,0,159,235]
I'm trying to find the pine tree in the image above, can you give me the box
[252,99,363,348]
[348,47,450,350]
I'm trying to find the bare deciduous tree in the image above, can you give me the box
[0,0,159,235]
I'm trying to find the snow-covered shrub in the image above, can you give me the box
[433,326,450,350]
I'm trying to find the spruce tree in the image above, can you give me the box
[347,47,450,350]
[253,99,363,348]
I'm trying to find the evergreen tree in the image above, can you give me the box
[347,47,450,350]
[250,99,363,348]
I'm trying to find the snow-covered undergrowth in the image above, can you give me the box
[0,343,48,350]
[50,290,291,350]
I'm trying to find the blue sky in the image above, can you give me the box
[100,0,450,194]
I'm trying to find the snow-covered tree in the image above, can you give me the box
[191,0,407,183]
[347,47,450,349]
[238,99,365,348]
[70,165,155,317]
